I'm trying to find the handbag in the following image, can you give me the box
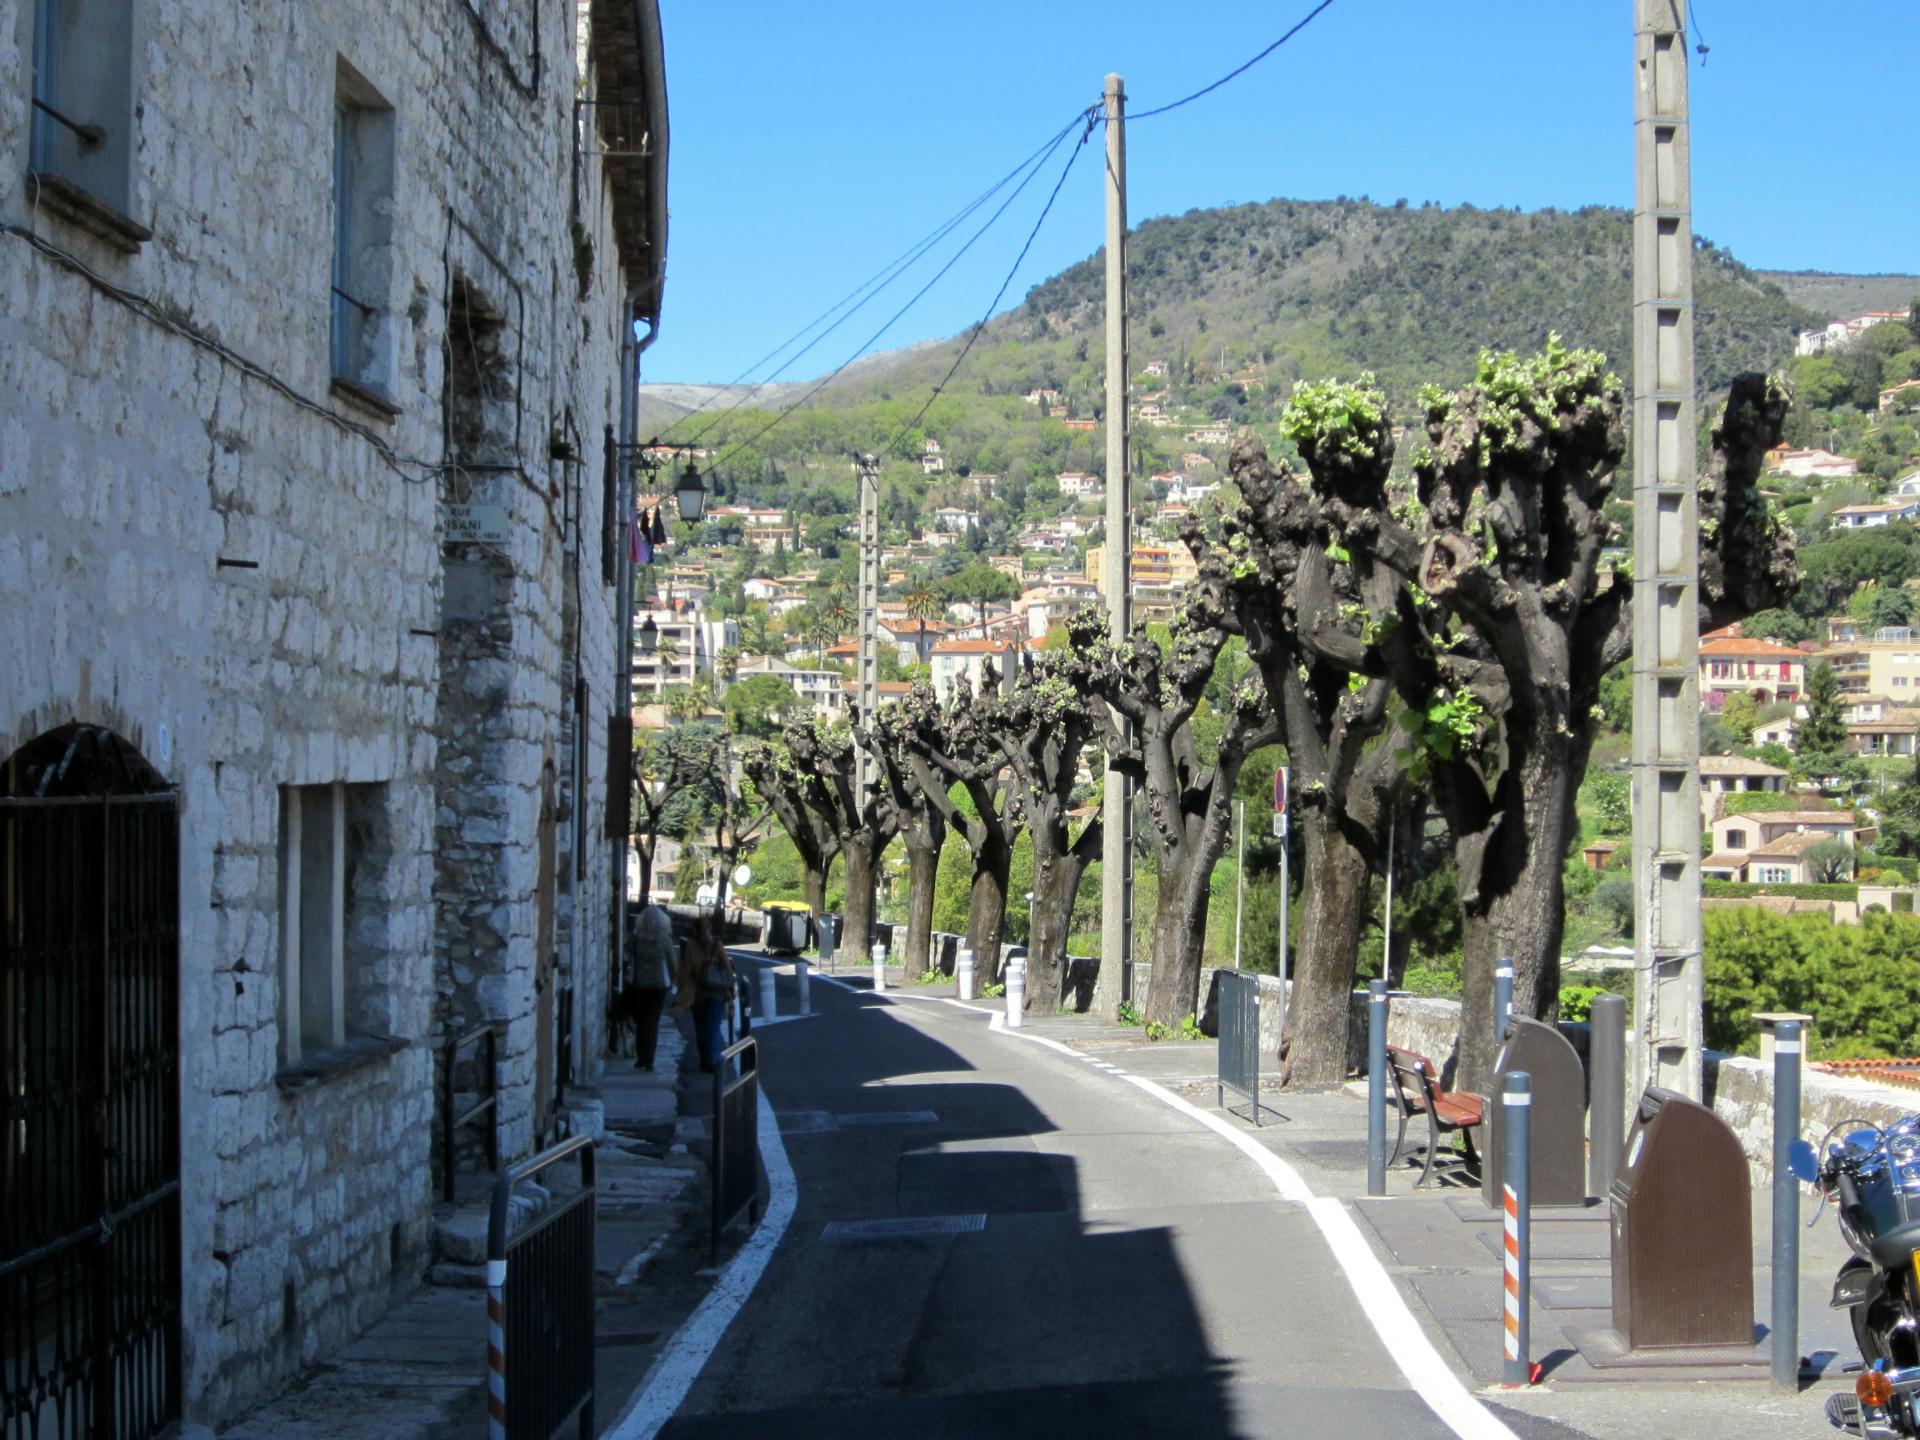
[699,956,729,991]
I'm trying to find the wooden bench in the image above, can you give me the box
[1385,1045,1484,1187]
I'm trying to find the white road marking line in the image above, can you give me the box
[790,982,1505,1435]
[603,1089,796,1440]
[982,1015,1521,1440]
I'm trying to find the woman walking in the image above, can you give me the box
[675,913,734,1072]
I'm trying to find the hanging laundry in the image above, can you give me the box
[628,515,644,566]
[650,507,667,546]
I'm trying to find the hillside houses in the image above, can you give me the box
[1765,445,1859,479]
[1057,471,1103,499]
[1700,634,1805,705]
[1699,755,1791,820]
[1832,500,1920,528]
[1797,310,1910,356]
[1704,810,1861,884]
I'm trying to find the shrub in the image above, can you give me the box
[1702,879,1858,901]
[1704,908,1920,1058]
[1560,984,1605,1023]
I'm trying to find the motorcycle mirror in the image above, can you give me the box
[1788,1139,1820,1183]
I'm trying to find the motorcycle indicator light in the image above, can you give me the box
[1860,1369,1896,1409]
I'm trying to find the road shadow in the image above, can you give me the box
[657,971,1247,1440]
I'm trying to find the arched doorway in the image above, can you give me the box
[1,725,180,1439]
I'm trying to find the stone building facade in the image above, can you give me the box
[0,1,664,1431]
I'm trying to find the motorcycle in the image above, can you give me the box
[1792,1118,1920,1437]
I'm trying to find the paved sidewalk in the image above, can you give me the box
[1001,1007,1858,1440]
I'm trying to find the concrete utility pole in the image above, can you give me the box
[1096,72,1134,1016]
[854,454,881,805]
[1629,0,1704,1102]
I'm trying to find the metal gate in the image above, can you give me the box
[2,727,181,1440]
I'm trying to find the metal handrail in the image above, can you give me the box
[486,1132,598,1261]
[711,1036,760,1265]
[486,1133,597,1440]
[442,1021,501,1204]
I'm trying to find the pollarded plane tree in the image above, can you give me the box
[780,716,901,963]
[1297,347,1794,1089]
[976,650,1104,1013]
[1183,435,1407,1086]
[631,723,728,906]
[740,736,841,918]
[894,674,1023,986]
[1064,602,1280,1030]
[865,702,948,981]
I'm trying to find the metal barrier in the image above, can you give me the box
[712,1035,761,1266]
[1216,969,1265,1125]
[443,1022,502,1204]
[486,1134,597,1440]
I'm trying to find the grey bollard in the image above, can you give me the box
[758,966,777,1022]
[1494,959,1514,1041]
[1590,994,1626,1198]
[1501,1071,1533,1388]
[957,947,976,1001]
[1367,980,1388,1197]
[871,941,887,994]
[796,960,811,1016]
[1006,957,1026,1029]
[1772,1019,1803,1394]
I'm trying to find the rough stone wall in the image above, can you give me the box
[0,0,632,1423]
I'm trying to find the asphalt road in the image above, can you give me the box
[654,971,1589,1440]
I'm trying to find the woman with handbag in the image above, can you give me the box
[675,913,734,1072]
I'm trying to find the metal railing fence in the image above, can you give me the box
[486,1134,597,1440]
[1216,969,1265,1126]
[711,1036,760,1266]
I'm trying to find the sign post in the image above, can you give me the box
[1274,767,1290,1022]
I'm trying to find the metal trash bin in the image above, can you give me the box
[816,914,839,963]
[1609,1087,1753,1348]
[762,904,809,955]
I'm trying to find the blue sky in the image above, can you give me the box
[644,1,1917,385]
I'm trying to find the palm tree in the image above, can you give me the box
[905,586,943,663]
[739,610,774,658]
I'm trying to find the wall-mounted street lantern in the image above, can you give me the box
[638,614,659,655]
[674,459,706,523]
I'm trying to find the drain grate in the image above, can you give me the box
[822,1214,987,1242]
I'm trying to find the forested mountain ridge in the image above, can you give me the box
[677,196,1832,429]
[995,197,1819,400]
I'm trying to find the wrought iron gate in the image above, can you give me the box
[2,728,181,1440]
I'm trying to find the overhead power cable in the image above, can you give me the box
[1130,0,1338,120]
[887,109,1101,448]
[673,110,1099,447]
[705,104,1098,474]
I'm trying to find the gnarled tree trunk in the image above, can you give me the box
[840,833,879,966]
[1025,843,1094,1013]
[903,834,940,980]
[966,833,1011,985]
[1285,812,1372,1085]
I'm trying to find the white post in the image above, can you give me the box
[1006,957,1026,1029]
[796,959,811,1016]
[758,966,777,1022]
[854,454,881,802]
[957,946,976,1001]
[1095,70,1134,1021]
[1630,0,1704,1101]
[871,940,887,994]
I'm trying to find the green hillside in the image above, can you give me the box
[816,196,1822,415]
